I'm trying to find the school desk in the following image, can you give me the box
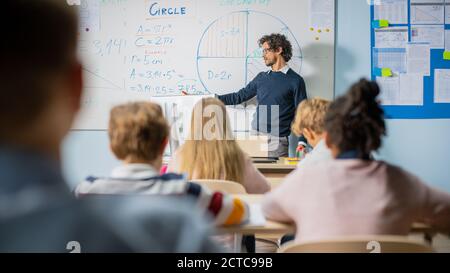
[254,162,296,178]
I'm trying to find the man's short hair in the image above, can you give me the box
[292,98,331,136]
[259,34,293,62]
[0,0,78,136]
[109,102,170,161]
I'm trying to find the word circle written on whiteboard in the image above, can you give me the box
[149,2,187,17]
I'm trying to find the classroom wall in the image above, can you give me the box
[334,0,450,192]
[63,0,450,191]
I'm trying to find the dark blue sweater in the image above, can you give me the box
[218,69,307,137]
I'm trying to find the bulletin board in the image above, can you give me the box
[370,0,450,119]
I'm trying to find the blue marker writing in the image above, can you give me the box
[149,2,186,17]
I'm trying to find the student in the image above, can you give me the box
[75,102,250,226]
[167,97,269,252]
[262,79,450,243]
[292,98,332,167]
[278,98,332,245]
[167,97,270,194]
[0,0,219,253]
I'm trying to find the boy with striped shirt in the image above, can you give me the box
[75,102,248,226]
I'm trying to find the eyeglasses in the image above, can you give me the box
[262,48,274,55]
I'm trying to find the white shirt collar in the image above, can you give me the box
[110,164,159,179]
[314,139,327,151]
[268,65,290,74]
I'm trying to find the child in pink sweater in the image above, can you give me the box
[262,79,450,244]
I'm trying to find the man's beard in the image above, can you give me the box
[264,59,274,67]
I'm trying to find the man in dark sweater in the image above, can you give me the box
[218,34,307,157]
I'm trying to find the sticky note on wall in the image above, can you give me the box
[444,51,450,60]
[374,68,393,77]
[382,68,393,77]
[372,20,389,28]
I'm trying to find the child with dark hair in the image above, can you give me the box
[262,79,450,244]
[324,79,386,160]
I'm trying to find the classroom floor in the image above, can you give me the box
[254,234,450,253]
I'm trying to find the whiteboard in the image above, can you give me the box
[73,0,335,130]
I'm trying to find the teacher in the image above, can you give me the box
[218,33,307,157]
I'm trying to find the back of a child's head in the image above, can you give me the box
[292,98,330,136]
[325,79,386,158]
[109,102,169,161]
[189,97,234,141]
[182,97,245,183]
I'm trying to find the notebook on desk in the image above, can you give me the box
[251,157,278,163]
[247,204,266,226]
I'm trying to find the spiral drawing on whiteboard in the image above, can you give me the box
[196,10,303,95]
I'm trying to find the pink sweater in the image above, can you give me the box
[262,159,450,243]
[167,150,270,194]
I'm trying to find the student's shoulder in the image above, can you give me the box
[381,161,424,185]
[74,175,102,195]
[241,152,253,165]
[287,160,330,182]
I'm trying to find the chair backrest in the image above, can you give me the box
[278,235,434,253]
[193,179,247,194]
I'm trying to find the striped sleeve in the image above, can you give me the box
[186,182,249,226]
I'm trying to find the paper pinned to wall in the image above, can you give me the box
[410,0,445,24]
[446,0,450,23]
[374,0,408,24]
[377,74,424,106]
[373,48,407,73]
[374,27,409,48]
[445,29,450,51]
[434,69,450,103]
[309,0,335,28]
[376,76,400,105]
[411,25,445,49]
[399,73,424,105]
[407,42,430,76]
